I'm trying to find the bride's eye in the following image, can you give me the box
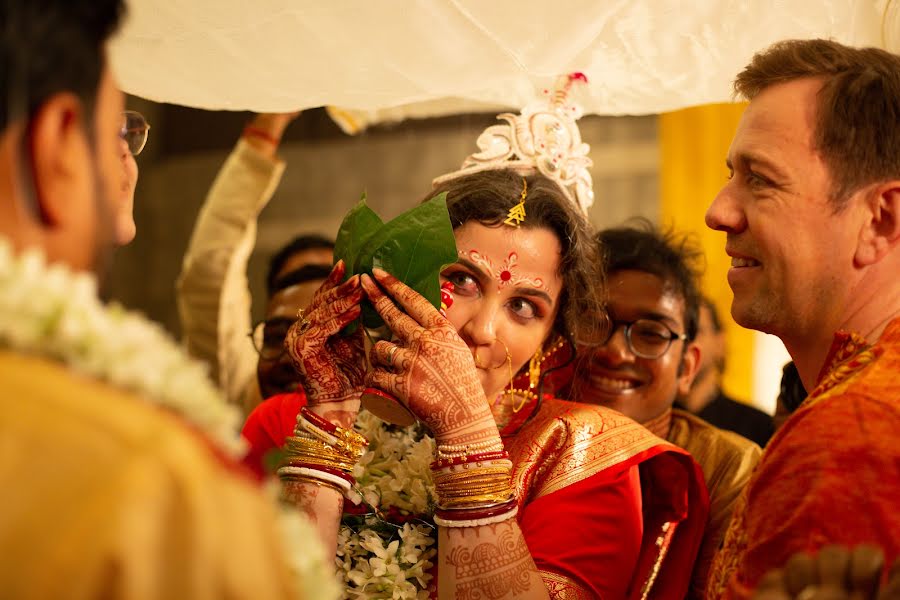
[508,297,538,321]
[443,270,479,296]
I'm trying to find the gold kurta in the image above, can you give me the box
[668,408,761,600]
[0,350,299,600]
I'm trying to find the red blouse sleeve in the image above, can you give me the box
[240,392,306,478]
[519,464,644,599]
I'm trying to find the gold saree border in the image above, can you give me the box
[541,571,594,600]
[506,399,675,503]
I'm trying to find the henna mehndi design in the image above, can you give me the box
[446,526,536,599]
[284,261,367,412]
[362,269,500,446]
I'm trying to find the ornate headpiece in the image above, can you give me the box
[433,73,594,215]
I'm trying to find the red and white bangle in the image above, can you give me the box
[434,505,518,528]
[277,466,352,494]
[299,406,339,434]
[296,413,341,446]
[279,461,355,486]
[296,407,368,458]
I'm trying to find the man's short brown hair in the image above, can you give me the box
[735,39,900,205]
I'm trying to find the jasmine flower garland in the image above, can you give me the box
[0,239,338,600]
[339,411,438,599]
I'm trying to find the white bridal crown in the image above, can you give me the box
[433,72,594,215]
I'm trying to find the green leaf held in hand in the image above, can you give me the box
[333,192,458,330]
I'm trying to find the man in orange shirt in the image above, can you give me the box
[705,39,900,599]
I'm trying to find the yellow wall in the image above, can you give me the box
[658,103,753,402]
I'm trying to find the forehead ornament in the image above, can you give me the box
[461,249,546,293]
[504,178,528,227]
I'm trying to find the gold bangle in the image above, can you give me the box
[280,455,356,473]
[284,435,363,461]
[296,413,369,452]
[437,485,515,499]
[432,468,511,485]
[437,477,512,489]
[285,432,366,461]
[434,473,512,489]
[436,482,515,497]
[281,439,358,471]
[438,492,515,509]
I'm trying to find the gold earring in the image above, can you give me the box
[528,346,542,391]
[497,338,537,413]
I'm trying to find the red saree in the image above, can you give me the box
[242,393,709,599]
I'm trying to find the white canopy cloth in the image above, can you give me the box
[111,1,894,120]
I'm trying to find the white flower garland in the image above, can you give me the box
[0,238,338,600]
[0,240,244,457]
[338,411,438,599]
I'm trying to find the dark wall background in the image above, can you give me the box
[107,98,659,338]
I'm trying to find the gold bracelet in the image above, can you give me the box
[435,481,514,496]
[287,427,367,461]
[282,437,359,471]
[437,485,510,502]
[438,492,515,510]
[295,412,369,452]
[284,435,361,461]
[433,467,511,485]
[437,480,514,497]
[280,455,356,473]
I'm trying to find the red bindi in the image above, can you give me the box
[500,270,512,281]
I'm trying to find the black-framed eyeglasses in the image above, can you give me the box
[577,318,687,359]
[120,110,150,156]
[249,318,294,360]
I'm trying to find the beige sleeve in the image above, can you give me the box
[176,139,286,407]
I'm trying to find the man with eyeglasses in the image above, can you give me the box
[567,222,760,600]
[114,109,149,245]
[251,263,332,399]
[0,0,314,596]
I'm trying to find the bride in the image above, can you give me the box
[246,75,709,599]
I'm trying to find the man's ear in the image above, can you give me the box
[855,182,900,266]
[677,341,702,396]
[28,92,88,227]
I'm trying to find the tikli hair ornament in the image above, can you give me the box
[504,178,528,227]
[433,72,594,215]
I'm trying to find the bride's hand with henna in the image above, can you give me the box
[284,260,366,427]
[361,268,499,445]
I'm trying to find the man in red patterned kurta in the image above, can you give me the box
[704,39,900,598]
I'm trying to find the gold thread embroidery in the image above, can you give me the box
[640,521,677,600]
[505,400,673,503]
[540,571,594,599]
